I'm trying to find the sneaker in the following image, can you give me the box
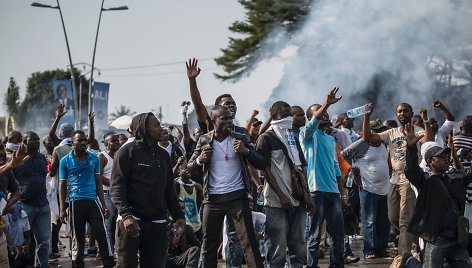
[344,255,360,264]
[389,255,402,268]
[96,252,102,260]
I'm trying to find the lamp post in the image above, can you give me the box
[69,63,101,129]
[88,1,128,120]
[31,0,79,129]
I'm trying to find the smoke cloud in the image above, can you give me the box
[264,0,472,122]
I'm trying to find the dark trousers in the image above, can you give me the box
[115,219,168,268]
[167,246,201,268]
[406,237,471,268]
[69,200,114,268]
[51,219,62,253]
[201,191,263,268]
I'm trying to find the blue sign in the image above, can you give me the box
[92,82,110,130]
[53,80,75,127]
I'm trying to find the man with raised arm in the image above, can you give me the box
[187,105,264,268]
[300,87,349,268]
[186,58,247,135]
[362,103,433,258]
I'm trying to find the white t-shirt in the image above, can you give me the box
[5,212,31,247]
[208,137,245,195]
[340,127,359,145]
[435,120,455,148]
[159,142,173,157]
[342,139,390,195]
[100,151,113,191]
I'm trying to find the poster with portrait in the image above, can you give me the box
[52,80,75,127]
[92,82,110,130]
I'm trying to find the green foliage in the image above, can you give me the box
[215,0,312,81]
[4,77,20,116]
[13,68,87,130]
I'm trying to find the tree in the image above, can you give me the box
[12,68,86,130]
[109,105,136,122]
[4,77,20,116]
[215,0,312,81]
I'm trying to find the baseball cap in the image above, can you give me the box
[423,145,451,164]
[248,117,263,126]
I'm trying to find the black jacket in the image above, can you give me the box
[110,113,184,222]
[405,146,472,243]
[187,130,265,200]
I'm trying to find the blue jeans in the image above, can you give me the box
[104,192,118,253]
[23,203,51,268]
[359,189,389,255]
[224,218,243,268]
[265,205,306,268]
[406,237,471,268]
[307,192,344,268]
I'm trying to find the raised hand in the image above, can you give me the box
[251,110,259,117]
[56,104,67,118]
[365,103,374,116]
[433,100,444,109]
[326,87,342,105]
[9,144,30,169]
[186,58,201,79]
[419,108,428,121]
[88,112,95,125]
[402,123,423,147]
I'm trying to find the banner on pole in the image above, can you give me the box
[92,82,110,130]
[52,80,75,127]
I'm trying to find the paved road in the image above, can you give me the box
[49,235,395,267]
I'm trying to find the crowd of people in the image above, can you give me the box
[0,57,471,268]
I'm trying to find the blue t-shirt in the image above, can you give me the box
[59,151,100,201]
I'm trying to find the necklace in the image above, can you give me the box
[214,138,230,161]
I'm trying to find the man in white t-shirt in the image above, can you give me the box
[362,103,433,258]
[187,105,265,268]
[430,100,455,148]
[342,120,390,258]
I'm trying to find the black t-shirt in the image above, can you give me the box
[0,170,20,195]
[13,153,48,207]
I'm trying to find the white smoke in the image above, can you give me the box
[264,0,472,120]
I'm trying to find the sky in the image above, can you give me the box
[0,0,285,126]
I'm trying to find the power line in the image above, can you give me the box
[99,68,220,78]
[100,57,215,71]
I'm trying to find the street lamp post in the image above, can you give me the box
[32,0,79,129]
[88,1,128,121]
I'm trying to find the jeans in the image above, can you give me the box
[307,192,344,268]
[405,237,471,268]
[359,189,390,255]
[388,182,417,255]
[265,206,307,268]
[23,203,51,268]
[167,246,200,268]
[104,192,118,253]
[224,218,244,268]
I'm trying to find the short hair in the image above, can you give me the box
[270,101,290,117]
[334,113,348,126]
[210,105,229,121]
[397,103,413,112]
[88,139,100,150]
[22,131,37,143]
[214,94,233,106]
[72,130,85,137]
[306,104,321,120]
